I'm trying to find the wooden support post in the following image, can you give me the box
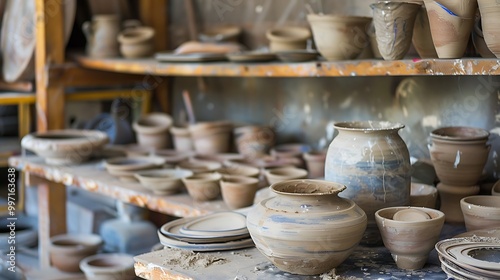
[18,103,31,137]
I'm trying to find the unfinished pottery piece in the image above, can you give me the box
[188,121,233,154]
[413,6,438,58]
[118,26,155,58]
[247,179,367,275]
[437,183,480,223]
[169,126,194,152]
[234,125,275,157]
[220,175,260,209]
[392,208,431,221]
[133,113,173,150]
[217,165,260,178]
[410,182,438,208]
[375,207,445,270]
[302,150,327,179]
[80,253,135,280]
[49,233,102,272]
[307,14,372,60]
[21,129,109,165]
[82,14,120,58]
[325,121,411,246]
[134,168,193,195]
[104,156,166,181]
[264,166,308,185]
[154,149,192,165]
[477,0,500,58]
[424,0,475,58]
[265,26,311,51]
[176,159,222,174]
[472,16,496,58]
[493,180,500,196]
[461,195,500,231]
[182,172,222,201]
[371,1,421,60]
[192,153,244,163]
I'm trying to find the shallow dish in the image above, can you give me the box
[179,211,248,237]
[134,168,193,195]
[226,51,276,62]
[275,50,319,62]
[449,244,500,271]
[155,52,227,62]
[157,229,254,252]
[104,156,166,181]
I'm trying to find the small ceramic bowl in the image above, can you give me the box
[220,175,260,209]
[176,159,222,174]
[264,167,308,185]
[266,26,311,51]
[80,253,136,280]
[104,156,166,182]
[492,180,500,196]
[460,196,500,231]
[410,182,438,209]
[134,168,193,195]
[217,165,260,178]
[49,233,102,272]
[154,149,193,165]
[182,173,222,201]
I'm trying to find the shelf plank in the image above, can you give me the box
[77,56,500,77]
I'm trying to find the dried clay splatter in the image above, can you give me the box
[161,248,228,270]
[320,268,362,280]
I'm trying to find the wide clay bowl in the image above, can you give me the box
[132,113,173,150]
[176,159,222,174]
[264,167,308,185]
[220,175,260,209]
[154,149,193,165]
[460,195,500,231]
[493,180,500,196]
[104,156,166,181]
[217,165,260,178]
[134,168,193,195]
[49,233,102,272]
[410,182,438,209]
[431,126,490,141]
[375,207,445,270]
[21,129,109,165]
[182,172,222,201]
[80,253,135,280]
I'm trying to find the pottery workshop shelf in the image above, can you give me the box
[77,56,500,77]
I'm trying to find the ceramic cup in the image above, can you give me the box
[220,175,260,209]
[302,150,327,179]
[460,195,500,231]
[80,253,135,280]
[182,172,222,201]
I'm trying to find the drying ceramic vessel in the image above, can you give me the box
[133,113,173,150]
[264,166,308,185]
[437,183,480,223]
[118,26,155,58]
[49,233,102,272]
[134,168,193,195]
[192,153,244,163]
[423,0,475,58]
[220,175,260,209]
[170,126,194,152]
[429,126,490,186]
[188,121,233,154]
[234,125,275,157]
[247,179,367,275]
[412,6,438,58]
[472,16,496,58]
[307,14,372,60]
[104,156,166,181]
[410,182,438,208]
[217,165,260,178]
[368,23,383,59]
[82,14,120,58]
[21,129,109,165]
[371,1,421,60]
[493,180,500,196]
[325,121,411,245]
[302,150,327,178]
[176,159,222,174]
[477,0,500,57]
[265,27,311,51]
[154,149,192,165]
[375,207,445,270]
[182,172,222,201]
[460,195,500,231]
[80,253,135,280]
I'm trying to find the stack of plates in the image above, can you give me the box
[436,228,500,280]
[157,211,254,252]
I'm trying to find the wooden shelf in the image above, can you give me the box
[77,56,500,77]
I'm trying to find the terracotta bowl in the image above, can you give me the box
[21,129,109,165]
[182,172,222,201]
[176,159,222,174]
[265,26,311,51]
[460,195,500,231]
[132,113,173,150]
[118,26,155,58]
[49,233,102,272]
[80,253,135,280]
[220,175,260,209]
[104,156,166,182]
[217,165,260,178]
[134,168,193,195]
[170,126,194,152]
[264,167,308,185]
[492,180,500,196]
[375,207,445,270]
[431,126,490,141]
[410,182,438,209]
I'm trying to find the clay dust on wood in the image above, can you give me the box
[162,248,228,270]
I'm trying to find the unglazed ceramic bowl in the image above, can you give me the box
[264,167,308,185]
[303,150,327,178]
[49,233,102,272]
[154,149,193,165]
[410,182,438,208]
[217,165,260,178]
[169,126,194,152]
[176,159,222,174]
[460,195,500,231]
[132,113,173,150]
[220,175,260,209]
[265,26,311,51]
[80,253,135,280]
[188,121,233,154]
[104,156,166,182]
[182,172,222,201]
[134,168,193,195]
[118,26,155,58]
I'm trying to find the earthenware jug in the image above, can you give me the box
[82,14,120,58]
[246,179,367,275]
[325,121,411,245]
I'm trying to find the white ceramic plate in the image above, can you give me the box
[179,211,248,237]
[439,256,483,280]
[450,245,500,271]
[157,230,254,252]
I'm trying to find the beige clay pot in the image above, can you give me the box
[169,126,194,152]
[49,233,102,272]
[80,253,135,280]
[182,172,222,201]
[118,26,155,58]
[133,113,173,150]
[188,121,233,154]
[82,14,120,58]
[233,125,275,157]
[460,195,500,231]
[220,175,259,209]
[217,165,260,178]
[477,0,500,58]
[264,166,308,185]
[472,16,496,58]
[265,27,311,52]
[176,159,222,174]
[436,182,480,223]
[302,150,326,179]
[410,182,438,208]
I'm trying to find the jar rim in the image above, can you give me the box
[271,179,346,196]
[334,121,404,131]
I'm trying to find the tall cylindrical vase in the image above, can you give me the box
[325,121,411,245]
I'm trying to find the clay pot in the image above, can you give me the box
[80,253,135,280]
[182,172,222,201]
[424,0,475,58]
[247,179,367,275]
[220,175,259,209]
[188,121,233,154]
[410,182,438,208]
[170,126,194,152]
[154,149,193,165]
[21,129,109,165]
[371,1,421,60]
[302,150,327,179]
[104,156,166,182]
[265,27,311,51]
[307,14,372,61]
[176,159,222,174]
[472,16,496,58]
[429,126,490,186]
[460,195,500,231]
[191,153,244,163]
[234,125,275,157]
[82,14,120,58]
[493,180,500,196]
[412,6,438,58]
[133,113,173,150]
[477,0,500,58]
[118,26,155,58]
[217,165,260,178]
[264,167,308,185]
[49,234,102,272]
[325,121,411,245]
[436,183,480,223]
[375,207,445,270]
[134,168,193,195]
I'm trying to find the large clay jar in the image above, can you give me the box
[82,14,120,58]
[247,179,367,275]
[371,1,421,60]
[132,113,173,150]
[477,0,500,57]
[307,14,372,61]
[325,121,411,245]
[412,6,438,58]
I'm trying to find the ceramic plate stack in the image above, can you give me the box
[157,212,254,251]
[436,228,500,280]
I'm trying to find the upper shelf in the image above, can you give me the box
[76,56,500,77]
